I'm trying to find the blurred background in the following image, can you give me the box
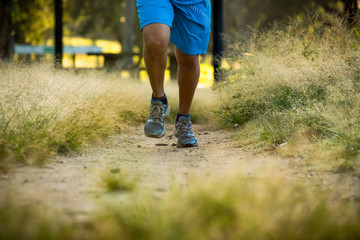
[0,0,358,84]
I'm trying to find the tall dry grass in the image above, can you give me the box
[0,63,214,169]
[216,12,360,171]
[0,63,147,168]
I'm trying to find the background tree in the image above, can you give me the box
[1,0,358,62]
[12,0,54,44]
[0,0,14,60]
[223,0,358,33]
[65,0,141,49]
[344,0,358,25]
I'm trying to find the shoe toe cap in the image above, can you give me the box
[178,136,198,147]
[144,122,165,138]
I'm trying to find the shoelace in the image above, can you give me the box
[177,120,193,137]
[149,105,163,123]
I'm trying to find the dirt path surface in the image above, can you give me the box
[1,124,359,220]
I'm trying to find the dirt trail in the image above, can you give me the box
[1,124,359,220]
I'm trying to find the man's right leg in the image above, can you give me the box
[143,23,170,98]
[143,24,171,138]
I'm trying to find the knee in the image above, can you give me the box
[144,33,168,51]
[177,54,199,69]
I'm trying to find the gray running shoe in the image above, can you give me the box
[174,116,198,148]
[144,100,170,138]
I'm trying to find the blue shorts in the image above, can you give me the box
[136,0,211,55]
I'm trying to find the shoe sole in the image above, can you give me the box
[145,128,166,139]
[144,106,170,139]
[177,141,199,148]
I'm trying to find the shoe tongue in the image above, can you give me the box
[151,100,163,106]
[178,115,191,122]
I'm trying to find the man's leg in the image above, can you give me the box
[175,47,200,115]
[142,23,171,138]
[143,23,170,98]
[173,47,200,148]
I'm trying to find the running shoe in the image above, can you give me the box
[144,100,170,138]
[174,116,198,148]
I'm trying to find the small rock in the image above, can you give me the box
[137,145,142,148]
[83,166,87,169]
[23,179,29,183]
[203,132,209,135]
[155,143,168,146]
[171,143,177,147]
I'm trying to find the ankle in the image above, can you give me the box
[176,113,190,122]
[152,93,168,105]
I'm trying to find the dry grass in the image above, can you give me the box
[2,171,359,240]
[216,12,360,171]
[0,63,147,169]
[101,168,136,192]
[0,197,75,240]
[94,173,360,240]
[0,63,215,170]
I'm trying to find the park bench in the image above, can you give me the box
[14,44,103,67]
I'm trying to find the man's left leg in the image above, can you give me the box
[173,47,200,148]
[175,47,200,116]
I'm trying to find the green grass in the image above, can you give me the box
[215,12,360,171]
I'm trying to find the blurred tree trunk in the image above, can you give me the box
[122,0,136,68]
[213,0,223,82]
[0,0,14,61]
[344,0,358,26]
[55,0,63,68]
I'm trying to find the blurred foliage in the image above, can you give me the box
[11,0,141,47]
[8,0,357,46]
[65,0,141,47]
[224,0,352,32]
[12,0,54,44]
